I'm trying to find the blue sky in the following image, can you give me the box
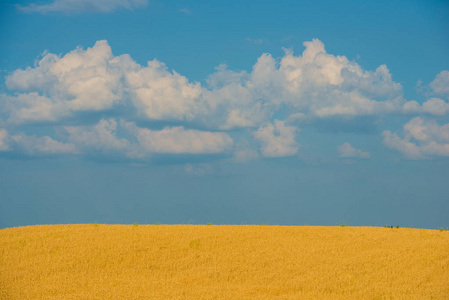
[1,0,448,229]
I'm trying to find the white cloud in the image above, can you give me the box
[4,41,124,124]
[337,142,370,159]
[403,117,449,142]
[65,119,137,158]
[0,129,11,151]
[18,0,148,14]
[125,123,233,154]
[5,52,58,91]
[383,117,449,159]
[383,130,422,159]
[65,119,234,157]
[401,100,421,114]
[202,37,407,128]
[2,39,424,129]
[1,118,234,159]
[206,64,247,89]
[202,64,270,129]
[421,98,449,116]
[253,120,299,157]
[3,40,209,125]
[430,70,449,96]
[202,84,269,130]
[11,133,77,156]
[127,59,203,121]
[401,98,449,116]
[1,93,67,124]
[245,39,404,118]
[3,39,448,163]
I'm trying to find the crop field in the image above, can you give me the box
[1,224,448,299]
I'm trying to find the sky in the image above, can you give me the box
[1,0,448,229]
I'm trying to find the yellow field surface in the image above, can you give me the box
[1,224,448,299]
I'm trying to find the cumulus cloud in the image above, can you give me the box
[4,41,124,124]
[402,98,449,116]
[421,98,449,116]
[11,134,77,156]
[1,93,67,124]
[337,142,370,159]
[245,39,404,118]
[2,39,427,129]
[2,39,449,163]
[430,70,449,96]
[200,38,410,128]
[383,117,449,159]
[253,120,299,157]
[125,122,233,154]
[3,39,406,127]
[127,59,203,122]
[18,0,148,14]
[65,118,234,157]
[64,119,137,158]
[383,131,422,159]
[3,40,210,126]
[0,119,234,159]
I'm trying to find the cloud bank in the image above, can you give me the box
[1,39,448,162]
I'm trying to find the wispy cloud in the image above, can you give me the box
[179,8,191,15]
[17,0,148,14]
[245,38,265,45]
[184,163,214,175]
[337,143,370,159]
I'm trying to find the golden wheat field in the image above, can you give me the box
[1,224,448,299]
